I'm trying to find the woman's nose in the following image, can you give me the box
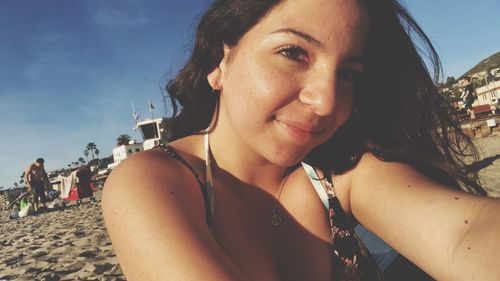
[298,68,337,116]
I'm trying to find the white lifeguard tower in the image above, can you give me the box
[136,117,171,150]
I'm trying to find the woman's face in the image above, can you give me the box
[212,0,369,166]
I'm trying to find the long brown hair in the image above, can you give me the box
[166,0,484,195]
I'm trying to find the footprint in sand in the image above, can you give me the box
[73,230,86,237]
[32,250,49,258]
[78,250,98,258]
[28,245,41,251]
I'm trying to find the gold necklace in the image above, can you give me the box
[271,173,290,226]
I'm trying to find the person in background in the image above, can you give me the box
[76,165,96,204]
[24,157,49,212]
[460,76,476,110]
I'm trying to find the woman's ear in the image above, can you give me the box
[207,67,222,91]
[207,44,232,91]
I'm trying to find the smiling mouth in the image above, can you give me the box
[273,117,325,142]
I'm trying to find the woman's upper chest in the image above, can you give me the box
[211,170,338,281]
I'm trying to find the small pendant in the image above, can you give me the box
[271,213,282,226]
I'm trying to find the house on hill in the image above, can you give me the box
[473,80,499,108]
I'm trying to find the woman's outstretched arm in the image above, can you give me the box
[101,150,248,281]
[348,153,500,281]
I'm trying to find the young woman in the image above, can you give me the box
[102,0,500,280]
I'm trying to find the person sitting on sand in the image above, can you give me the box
[24,158,50,212]
[103,0,500,280]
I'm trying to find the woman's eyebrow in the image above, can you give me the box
[270,28,323,47]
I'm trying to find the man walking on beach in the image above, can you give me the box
[24,158,49,212]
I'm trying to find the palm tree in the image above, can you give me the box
[78,157,86,165]
[86,142,97,160]
[20,172,25,185]
[83,149,89,162]
[95,148,100,159]
[116,134,132,146]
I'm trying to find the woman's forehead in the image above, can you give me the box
[265,0,367,28]
[241,0,369,53]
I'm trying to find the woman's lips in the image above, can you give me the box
[274,118,324,143]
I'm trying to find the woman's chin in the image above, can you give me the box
[263,146,311,168]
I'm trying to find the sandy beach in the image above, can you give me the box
[473,135,500,197]
[0,193,124,281]
[1,135,499,281]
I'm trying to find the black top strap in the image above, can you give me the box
[157,144,213,228]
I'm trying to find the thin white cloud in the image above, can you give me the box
[23,30,73,83]
[90,8,149,28]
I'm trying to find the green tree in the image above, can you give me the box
[444,76,457,88]
[83,149,89,162]
[78,157,86,166]
[20,172,25,185]
[116,134,132,146]
[99,155,114,169]
[486,67,495,84]
[86,142,97,160]
[472,78,486,88]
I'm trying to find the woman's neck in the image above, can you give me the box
[208,124,289,192]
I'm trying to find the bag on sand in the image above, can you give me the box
[19,202,34,217]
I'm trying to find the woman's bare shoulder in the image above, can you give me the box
[101,147,206,219]
[100,148,218,279]
[100,144,249,280]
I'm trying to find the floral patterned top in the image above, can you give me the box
[322,173,384,280]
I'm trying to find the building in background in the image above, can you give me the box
[105,117,171,171]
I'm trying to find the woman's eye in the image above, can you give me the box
[277,46,308,62]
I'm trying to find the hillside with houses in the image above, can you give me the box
[440,52,500,120]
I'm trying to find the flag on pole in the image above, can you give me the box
[132,103,140,131]
[132,103,139,122]
[148,98,155,111]
[148,98,155,120]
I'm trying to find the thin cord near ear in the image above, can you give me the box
[206,89,220,134]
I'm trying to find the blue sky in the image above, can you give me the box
[1,0,499,189]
